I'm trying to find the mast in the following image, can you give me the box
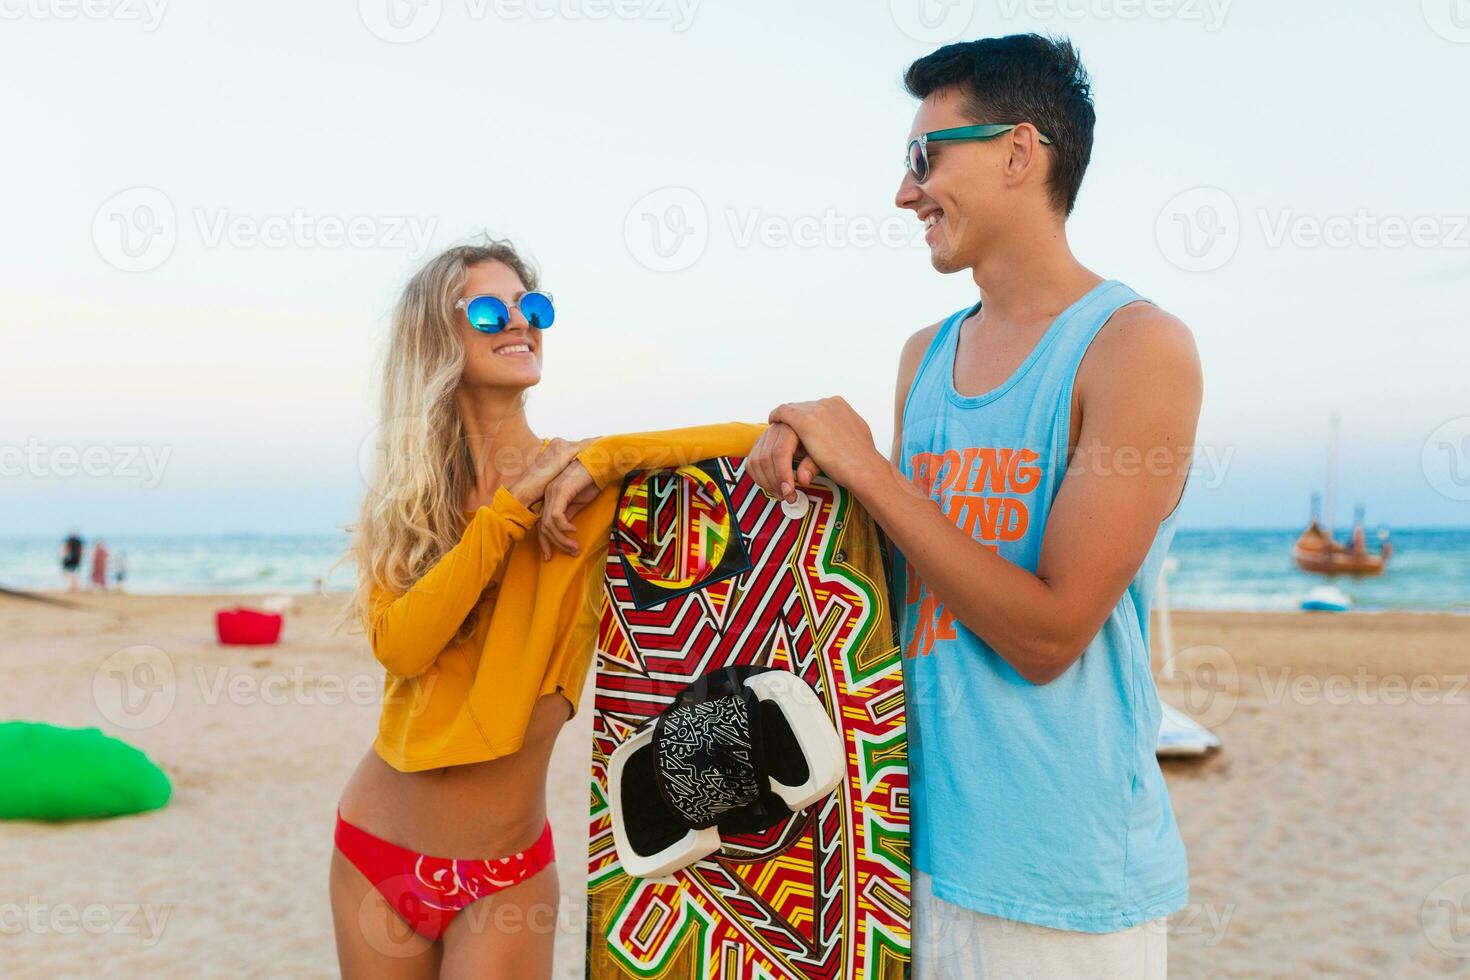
[1323,411,1341,540]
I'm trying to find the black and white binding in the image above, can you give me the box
[607,665,845,879]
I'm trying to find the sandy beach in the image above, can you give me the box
[2,592,1467,978]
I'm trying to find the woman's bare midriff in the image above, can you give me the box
[337,692,572,860]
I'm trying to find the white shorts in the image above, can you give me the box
[912,870,1168,979]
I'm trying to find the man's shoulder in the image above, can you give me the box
[1108,295,1191,334]
[902,298,978,362]
[1085,296,1199,380]
[1073,295,1202,423]
[895,320,949,398]
[900,320,944,362]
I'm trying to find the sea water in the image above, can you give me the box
[1,528,1465,613]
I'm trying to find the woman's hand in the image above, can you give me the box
[538,459,600,559]
[746,422,820,503]
[507,438,594,509]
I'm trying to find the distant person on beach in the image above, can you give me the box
[60,530,83,592]
[89,540,109,592]
[744,35,1201,979]
[330,240,764,976]
[113,551,128,592]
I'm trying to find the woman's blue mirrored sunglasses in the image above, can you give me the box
[454,291,556,333]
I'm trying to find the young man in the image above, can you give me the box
[746,35,1200,978]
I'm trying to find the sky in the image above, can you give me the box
[3,0,1467,535]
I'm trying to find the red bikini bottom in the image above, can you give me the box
[334,809,556,942]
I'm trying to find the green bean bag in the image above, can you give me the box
[0,722,171,820]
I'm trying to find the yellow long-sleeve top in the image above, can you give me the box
[368,422,768,772]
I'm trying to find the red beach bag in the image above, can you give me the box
[215,607,284,645]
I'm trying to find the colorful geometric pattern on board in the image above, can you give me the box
[588,457,911,980]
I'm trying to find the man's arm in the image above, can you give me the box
[769,305,1202,685]
[890,323,941,464]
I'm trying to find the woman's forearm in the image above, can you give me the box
[574,421,770,490]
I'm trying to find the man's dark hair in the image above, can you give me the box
[904,34,1095,216]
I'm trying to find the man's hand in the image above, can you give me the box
[746,422,820,503]
[765,397,888,497]
[537,459,599,560]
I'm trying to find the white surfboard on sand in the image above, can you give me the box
[1154,557,1222,758]
[1158,701,1221,757]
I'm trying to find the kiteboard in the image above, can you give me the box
[587,457,911,979]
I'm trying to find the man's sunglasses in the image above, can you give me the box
[905,123,1054,183]
[454,291,556,333]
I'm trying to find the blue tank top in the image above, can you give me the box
[895,278,1188,933]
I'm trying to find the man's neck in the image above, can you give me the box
[970,220,1102,325]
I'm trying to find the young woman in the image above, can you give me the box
[330,241,763,978]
